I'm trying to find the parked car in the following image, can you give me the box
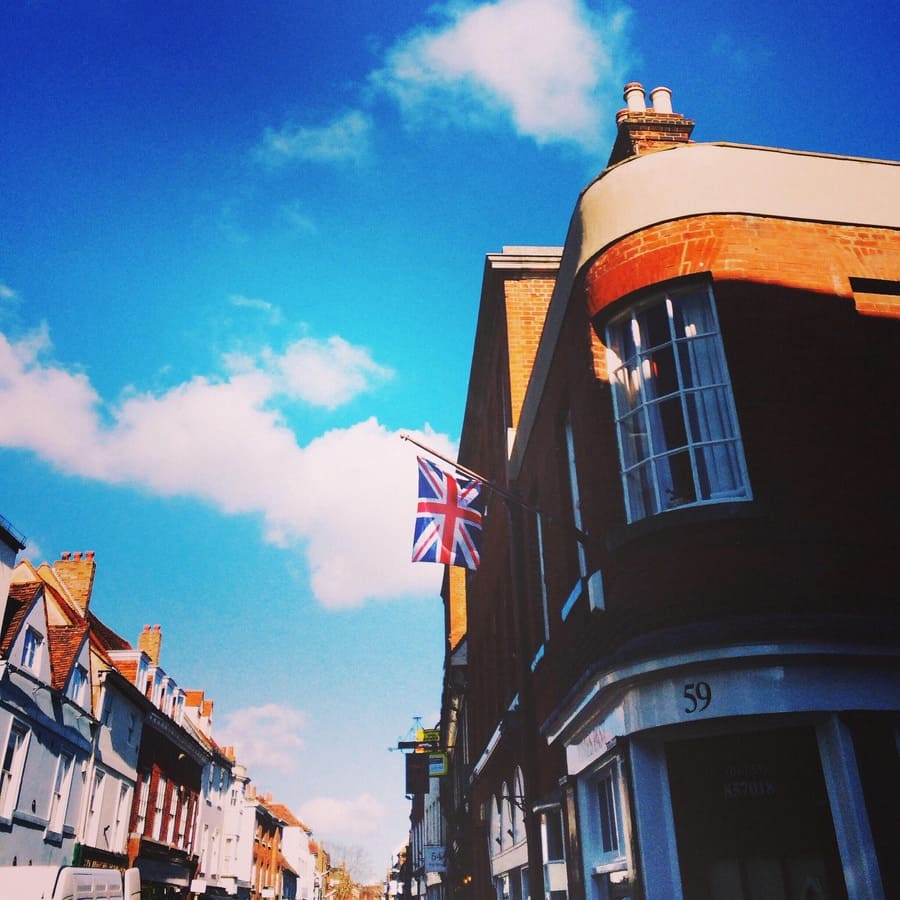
[0,866,140,900]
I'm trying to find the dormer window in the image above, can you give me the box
[606,280,751,522]
[136,656,148,691]
[21,627,43,671]
[66,664,88,707]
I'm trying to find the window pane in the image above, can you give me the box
[625,463,656,520]
[648,396,688,454]
[684,386,735,444]
[695,442,748,500]
[671,286,718,337]
[544,811,565,861]
[607,282,750,523]
[598,775,619,855]
[678,336,728,390]
[655,451,697,510]
[642,346,678,400]
[619,410,650,468]
[636,301,671,350]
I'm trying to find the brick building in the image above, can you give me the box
[440,84,899,900]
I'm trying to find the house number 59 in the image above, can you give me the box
[683,681,712,714]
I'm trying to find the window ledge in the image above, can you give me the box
[591,858,628,875]
[607,500,759,551]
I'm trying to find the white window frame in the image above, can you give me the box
[152,775,166,840]
[606,281,751,523]
[114,781,131,848]
[540,805,569,900]
[176,789,188,847]
[85,768,106,844]
[166,780,178,844]
[67,663,89,707]
[47,751,75,836]
[21,626,43,671]
[584,759,628,876]
[0,720,30,821]
[136,772,150,834]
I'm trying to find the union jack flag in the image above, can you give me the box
[412,456,484,569]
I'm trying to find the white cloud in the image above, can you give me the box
[256,110,372,167]
[217,704,306,772]
[0,325,450,609]
[297,793,385,840]
[373,0,632,149]
[0,283,18,302]
[265,336,394,409]
[230,294,275,313]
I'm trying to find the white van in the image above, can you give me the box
[0,866,140,900]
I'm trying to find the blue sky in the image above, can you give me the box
[2,0,898,881]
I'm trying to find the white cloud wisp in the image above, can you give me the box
[0,325,454,609]
[216,703,307,773]
[373,0,633,150]
[256,110,373,167]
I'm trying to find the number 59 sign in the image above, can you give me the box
[683,681,712,714]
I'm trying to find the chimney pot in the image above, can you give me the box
[61,551,71,560]
[623,82,646,113]
[86,551,95,559]
[650,86,673,114]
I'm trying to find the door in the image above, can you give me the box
[666,727,847,900]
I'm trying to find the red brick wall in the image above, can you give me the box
[505,277,555,428]
[511,212,900,723]
[584,214,900,320]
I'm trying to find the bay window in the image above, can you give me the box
[606,281,751,522]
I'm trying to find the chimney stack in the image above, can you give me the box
[138,624,163,666]
[54,550,97,615]
[607,82,694,167]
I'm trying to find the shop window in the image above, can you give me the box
[587,761,627,874]
[540,806,569,899]
[667,728,847,900]
[606,281,751,522]
[494,868,528,900]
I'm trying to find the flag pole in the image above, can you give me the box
[401,433,520,503]
[401,433,588,545]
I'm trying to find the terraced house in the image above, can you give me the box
[0,540,320,900]
[438,84,899,900]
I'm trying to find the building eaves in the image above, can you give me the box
[0,514,26,552]
[509,142,900,478]
[459,246,562,470]
[1,581,41,657]
[265,802,304,828]
[87,611,132,652]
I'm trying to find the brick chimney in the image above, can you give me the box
[138,624,163,666]
[55,551,97,615]
[607,82,695,167]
